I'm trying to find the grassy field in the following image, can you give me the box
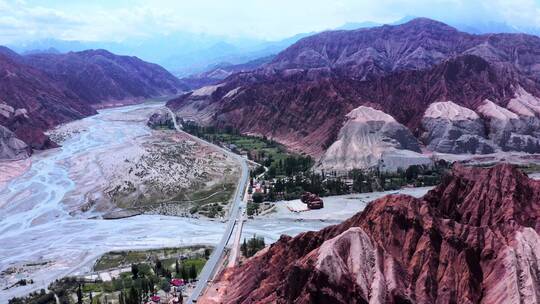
[210,133,289,165]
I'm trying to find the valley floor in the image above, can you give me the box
[0,101,238,302]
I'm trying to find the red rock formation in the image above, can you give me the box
[200,164,540,304]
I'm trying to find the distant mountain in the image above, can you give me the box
[0,50,96,150]
[336,21,383,30]
[168,18,540,171]
[22,47,60,55]
[337,15,540,36]
[200,164,540,304]
[0,46,185,156]
[24,49,185,106]
[179,55,274,89]
[8,32,312,77]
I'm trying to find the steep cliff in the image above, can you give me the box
[201,164,540,304]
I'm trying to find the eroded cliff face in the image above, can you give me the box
[478,90,540,153]
[318,106,430,172]
[421,101,496,154]
[0,125,29,160]
[200,164,540,304]
[0,51,95,151]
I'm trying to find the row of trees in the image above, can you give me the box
[183,121,313,179]
[253,161,451,202]
[266,155,313,178]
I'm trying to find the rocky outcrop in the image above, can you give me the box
[319,106,430,171]
[300,192,324,209]
[421,101,495,154]
[147,111,174,129]
[201,164,540,304]
[478,98,540,153]
[0,125,29,160]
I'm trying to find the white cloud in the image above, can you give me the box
[0,0,539,44]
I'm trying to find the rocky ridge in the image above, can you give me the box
[421,101,495,154]
[168,18,540,170]
[200,164,540,304]
[24,49,185,106]
[0,46,185,157]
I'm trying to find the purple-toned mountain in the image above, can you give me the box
[24,49,186,107]
[168,18,540,169]
[0,52,95,150]
[266,18,540,81]
[0,47,185,155]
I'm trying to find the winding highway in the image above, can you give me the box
[167,109,250,303]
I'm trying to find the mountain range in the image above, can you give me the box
[167,18,540,172]
[9,16,540,79]
[0,47,184,155]
[200,163,540,304]
[8,32,312,78]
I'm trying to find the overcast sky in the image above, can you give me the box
[1,0,539,43]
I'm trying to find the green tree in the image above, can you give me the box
[161,279,171,293]
[252,192,264,204]
[181,265,189,281]
[405,165,421,182]
[131,264,139,279]
[189,264,197,280]
[77,284,83,304]
[118,291,125,304]
[127,286,138,304]
[155,260,162,276]
[241,238,248,257]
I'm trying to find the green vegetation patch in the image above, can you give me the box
[94,245,210,271]
[182,122,313,178]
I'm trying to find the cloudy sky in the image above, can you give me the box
[1,0,539,43]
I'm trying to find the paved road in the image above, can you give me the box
[227,188,248,268]
[167,109,250,303]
